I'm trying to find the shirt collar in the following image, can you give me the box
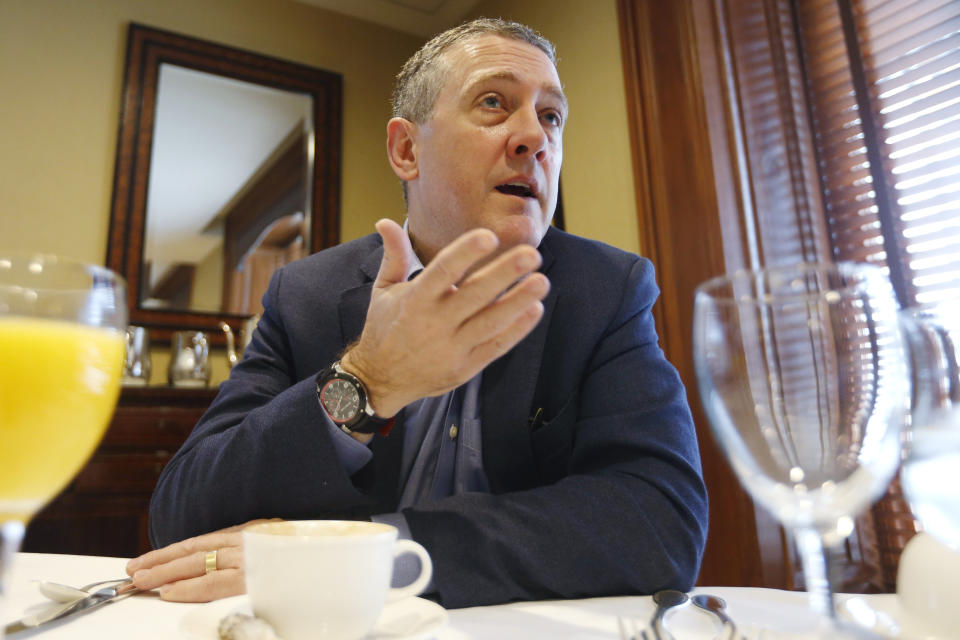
[401,218,425,280]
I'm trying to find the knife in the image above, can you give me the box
[4,580,138,635]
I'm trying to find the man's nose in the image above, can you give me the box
[508,108,548,162]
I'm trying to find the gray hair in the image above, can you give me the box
[391,17,558,124]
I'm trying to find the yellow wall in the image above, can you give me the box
[0,0,640,261]
[470,0,640,254]
[0,0,420,264]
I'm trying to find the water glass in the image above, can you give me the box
[899,305,960,547]
[693,262,907,638]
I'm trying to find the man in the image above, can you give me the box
[128,18,708,609]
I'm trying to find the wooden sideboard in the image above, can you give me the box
[22,387,216,559]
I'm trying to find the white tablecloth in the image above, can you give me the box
[1,553,911,639]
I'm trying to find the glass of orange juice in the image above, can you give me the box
[0,254,126,628]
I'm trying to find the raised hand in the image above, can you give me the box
[343,218,550,418]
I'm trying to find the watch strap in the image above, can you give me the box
[340,417,395,438]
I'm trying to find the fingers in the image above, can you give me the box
[415,235,544,333]
[131,545,243,592]
[124,519,280,603]
[125,518,278,577]
[126,531,242,575]
[457,272,550,346]
[449,247,544,324]
[413,228,500,295]
[157,568,245,603]
[467,297,546,369]
[374,218,416,288]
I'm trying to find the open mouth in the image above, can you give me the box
[495,183,536,198]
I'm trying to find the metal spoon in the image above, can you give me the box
[692,594,737,640]
[651,589,689,640]
[37,577,131,603]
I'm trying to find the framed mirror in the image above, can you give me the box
[107,24,341,339]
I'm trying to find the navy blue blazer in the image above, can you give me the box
[149,226,708,608]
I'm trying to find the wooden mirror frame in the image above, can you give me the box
[106,23,342,341]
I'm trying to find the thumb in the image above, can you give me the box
[374,218,415,287]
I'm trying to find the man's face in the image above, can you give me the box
[404,35,567,263]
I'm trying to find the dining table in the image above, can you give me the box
[1,552,918,639]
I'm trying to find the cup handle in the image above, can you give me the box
[387,539,433,602]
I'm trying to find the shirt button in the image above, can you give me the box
[449,424,459,439]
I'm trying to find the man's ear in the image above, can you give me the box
[386,117,419,181]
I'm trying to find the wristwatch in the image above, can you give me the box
[316,360,394,435]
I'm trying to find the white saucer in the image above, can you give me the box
[179,594,447,639]
[839,595,951,640]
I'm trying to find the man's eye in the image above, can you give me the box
[542,111,562,127]
[481,96,502,109]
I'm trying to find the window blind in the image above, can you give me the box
[792,0,959,590]
[797,0,960,308]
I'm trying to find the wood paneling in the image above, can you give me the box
[617,0,794,588]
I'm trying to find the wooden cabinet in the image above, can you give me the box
[22,387,215,558]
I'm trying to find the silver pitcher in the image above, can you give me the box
[168,330,210,387]
[122,325,151,386]
[221,315,259,369]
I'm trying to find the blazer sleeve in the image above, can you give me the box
[148,267,368,548]
[402,256,709,608]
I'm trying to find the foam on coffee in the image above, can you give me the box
[246,520,393,537]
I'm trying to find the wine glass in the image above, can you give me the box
[693,262,907,637]
[900,305,960,546]
[896,305,960,635]
[0,254,126,634]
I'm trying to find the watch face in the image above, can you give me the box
[320,378,361,424]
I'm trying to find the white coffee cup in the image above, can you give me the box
[896,531,960,636]
[243,520,433,640]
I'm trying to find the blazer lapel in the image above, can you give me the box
[479,236,558,492]
[337,244,383,346]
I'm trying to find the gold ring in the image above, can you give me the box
[204,549,218,574]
